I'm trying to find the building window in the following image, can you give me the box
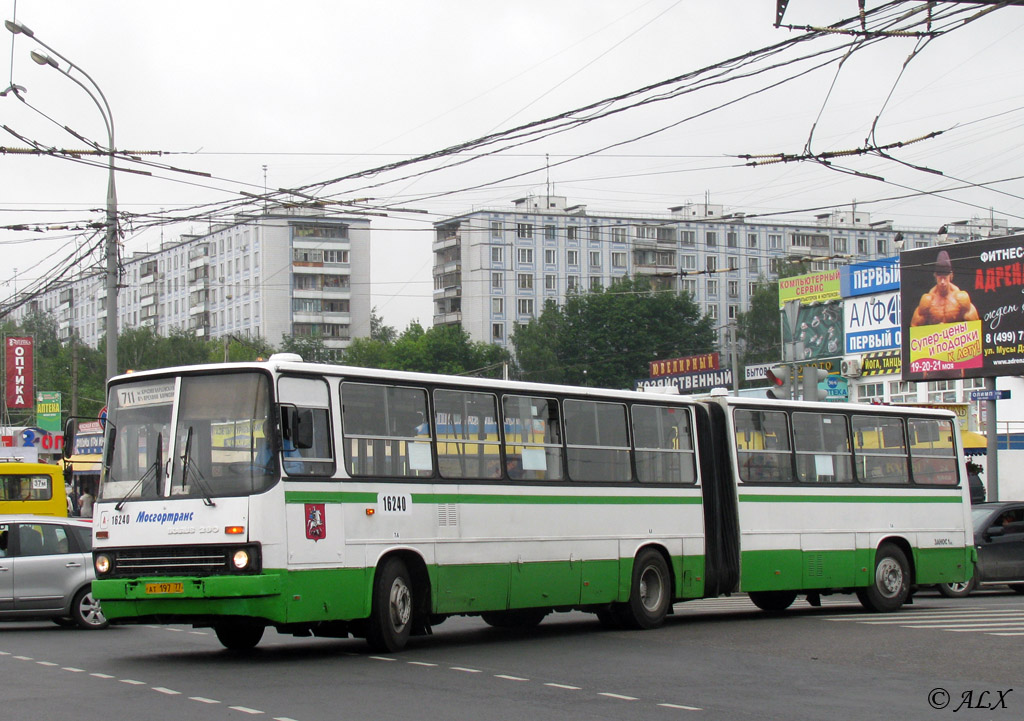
[727,255,738,271]
[728,280,739,297]
[728,304,738,319]
[518,248,534,264]
[567,249,580,266]
[568,275,580,291]
[858,238,869,254]
[835,237,848,253]
[635,225,657,240]
[491,272,503,289]
[492,298,504,315]
[682,278,697,296]
[490,221,503,238]
[568,226,580,241]
[876,238,887,254]
[518,298,534,316]
[748,233,758,248]
[748,257,759,273]
[493,323,504,340]
[769,258,781,274]
[516,223,533,239]
[768,234,782,250]
[544,224,556,241]
[681,230,696,246]
[727,232,737,247]
[707,305,719,319]
[706,231,717,247]
[589,277,602,291]
[682,254,697,270]
[589,251,601,267]
[611,226,627,243]
[517,273,534,290]
[491,247,504,264]
[544,249,557,264]
[589,225,601,242]
[657,227,676,243]
[545,274,557,290]
[611,252,627,269]
[707,279,719,296]
[707,255,717,272]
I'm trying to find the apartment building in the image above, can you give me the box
[10,207,371,353]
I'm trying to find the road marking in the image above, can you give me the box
[494,674,529,681]
[189,697,221,704]
[545,683,581,690]
[90,673,115,679]
[229,706,265,715]
[451,666,482,673]
[599,692,637,701]
[36,661,58,666]
[153,687,181,695]
[369,656,396,662]
[407,661,438,667]
[62,667,86,672]
[120,679,146,685]
[13,655,33,660]
[659,702,703,710]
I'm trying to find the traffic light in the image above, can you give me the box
[802,366,830,402]
[766,365,793,399]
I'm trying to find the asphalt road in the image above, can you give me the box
[1,589,1021,721]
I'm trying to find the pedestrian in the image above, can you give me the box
[79,489,94,518]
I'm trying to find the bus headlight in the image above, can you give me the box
[95,554,111,574]
[232,549,251,570]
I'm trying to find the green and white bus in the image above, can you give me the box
[76,355,974,651]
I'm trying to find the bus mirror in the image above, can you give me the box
[62,419,78,460]
[281,406,314,449]
[104,426,117,469]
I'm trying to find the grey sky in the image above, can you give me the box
[2,0,1022,330]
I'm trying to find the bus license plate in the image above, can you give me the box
[145,582,184,595]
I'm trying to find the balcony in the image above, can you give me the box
[432,311,462,325]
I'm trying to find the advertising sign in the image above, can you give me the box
[901,236,1024,381]
[840,256,901,298]
[821,374,849,402]
[649,352,719,378]
[36,391,62,434]
[778,269,841,308]
[861,350,901,376]
[744,362,777,382]
[4,336,34,409]
[781,302,843,361]
[844,292,901,354]
[635,368,733,393]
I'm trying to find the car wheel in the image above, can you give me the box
[71,587,109,630]
[366,557,413,652]
[616,549,671,629]
[937,578,976,598]
[856,543,910,613]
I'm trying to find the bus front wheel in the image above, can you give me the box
[618,549,671,629]
[749,590,798,613]
[214,621,265,651]
[367,557,413,652]
[857,543,910,613]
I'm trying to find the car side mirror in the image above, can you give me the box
[986,525,1005,538]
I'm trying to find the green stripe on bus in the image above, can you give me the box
[285,490,701,505]
[739,494,963,504]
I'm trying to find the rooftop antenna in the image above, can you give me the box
[262,164,268,213]
[545,154,551,203]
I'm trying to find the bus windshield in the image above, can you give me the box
[102,371,278,502]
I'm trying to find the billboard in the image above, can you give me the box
[900,236,1024,381]
[781,302,843,361]
[634,368,733,393]
[778,269,841,308]
[844,292,901,354]
[4,336,33,409]
[36,391,62,434]
[840,256,900,298]
[649,352,719,378]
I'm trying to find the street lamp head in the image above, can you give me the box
[0,84,27,97]
[4,19,34,37]
[30,50,59,69]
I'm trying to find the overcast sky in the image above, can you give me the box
[2,0,1023,331]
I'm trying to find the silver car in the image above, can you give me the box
[0,515,107,629]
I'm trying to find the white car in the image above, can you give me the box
[0,515,107,629]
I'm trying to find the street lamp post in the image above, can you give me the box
[4,19,119,381]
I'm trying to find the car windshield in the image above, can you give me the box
[101,371,279,502]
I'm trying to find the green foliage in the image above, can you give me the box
[735,277,782,370]
[278,333,339,364]
[512,277,717,389]
[344,322,512,378]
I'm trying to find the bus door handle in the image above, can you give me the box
[65,562,82,568]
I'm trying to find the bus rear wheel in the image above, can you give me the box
[618,549,671,629]
[214,621,265,651]
[481,609,548,629]
[857,543,910,612]
[749,590,798,612]
[367,557,413,652]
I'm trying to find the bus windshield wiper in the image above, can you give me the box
[115,431,161,511]
[180,426,216,507]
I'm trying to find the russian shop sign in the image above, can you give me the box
[781,302,843,360]
[840,256,901,298]
[844,292,901,353]
[649,352,719,378]
[36,391,61,434]
[635,369,733,393]
[821,374,848,402]
[901,235,1024,381]
[4,336,33,409]
[778,269,841,308]
[861,350,901,376]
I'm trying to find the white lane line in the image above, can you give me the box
[599,692,637,701]
[0,651,10,656]
[229,706,264,715]
[659,702,703,710]
[451,667,481,673]
[189,697,221,704]
[188,631,207,635]
[62,667,86,673]
[36,661,58,667]
[120,679,146,685]
[407,661,438,667]
[545,683,581,690]
[369,656,396,662]
[13,655,33,661]
[153,687,181,695]
[991,632,1024,636]
[494,674,529,682]
[273,718,300,721]
[90,673,115,679]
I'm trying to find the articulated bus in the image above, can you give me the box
[73,355,974,652]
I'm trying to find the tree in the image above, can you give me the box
[369,307,398,344]
[512,277,717,389]
[344,322,511,377]
[735,278,781,368]
[279,333,338,364]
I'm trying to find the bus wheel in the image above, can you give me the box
[214,621,265,651]
[71,588,109,630]
[937,578,975,598]
[620,549,671,629]
[857,543,910,613]
[481,609,548,629]
[749,591,798,612]
[367,557,413,652]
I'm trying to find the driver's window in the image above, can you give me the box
[278,377,335,478]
